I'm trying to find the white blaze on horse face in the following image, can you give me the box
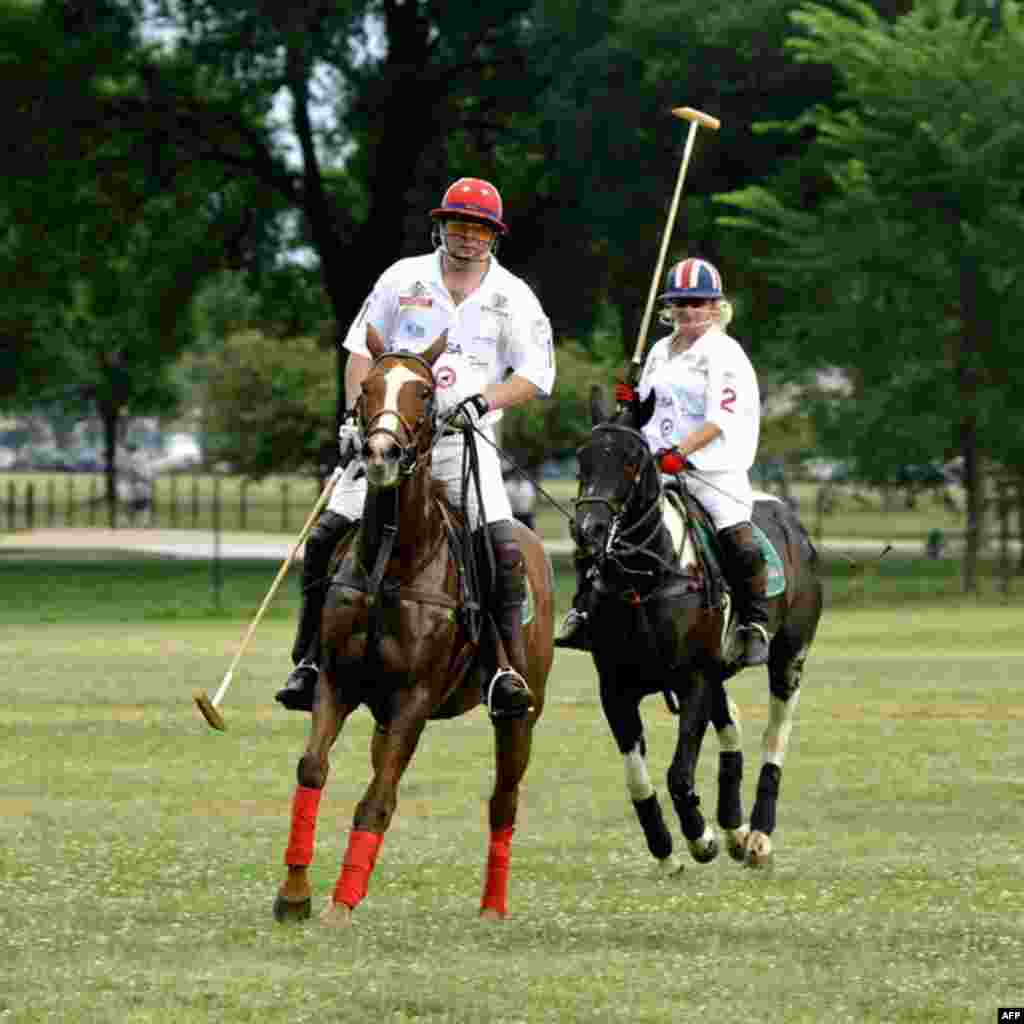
[624,742,655,801]
[367,363,424,458]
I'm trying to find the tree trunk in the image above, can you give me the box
[99,401,120,530]
[958,252,984,593]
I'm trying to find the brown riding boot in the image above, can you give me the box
[718,522,772,667]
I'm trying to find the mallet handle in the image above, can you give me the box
[629,106,722,381]
[210,468,340,708]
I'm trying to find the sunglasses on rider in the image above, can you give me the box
[444,220,496,242]
[667,297,713,308]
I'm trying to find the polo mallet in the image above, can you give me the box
[625,106,722,393]
[193,467,342,731]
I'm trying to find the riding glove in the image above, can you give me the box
[445,393,490,432]
[338,410,363,460]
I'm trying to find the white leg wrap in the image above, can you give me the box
[624,744,655,802]
[716,697,742,752]
[762,692,800,768]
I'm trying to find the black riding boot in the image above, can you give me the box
[553,552,595,651]
[483,521,534,720]
[275,510,354,711]
[717,522,772,667]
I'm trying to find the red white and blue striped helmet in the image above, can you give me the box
[430,177,508,234]
[659,258,724,301]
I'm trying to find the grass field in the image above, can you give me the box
[2,560,1022,1023]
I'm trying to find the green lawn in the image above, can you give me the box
[1,559,1022,1022]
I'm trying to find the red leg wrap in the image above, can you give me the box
[284,785,323,867]
[480,826,514,917]
[334,829,384,909]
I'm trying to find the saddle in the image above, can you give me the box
[663,482,786,603]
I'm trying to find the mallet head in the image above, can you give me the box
[193,689,226,731]
[672,107,722,132]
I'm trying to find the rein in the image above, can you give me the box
[578,424,690,584]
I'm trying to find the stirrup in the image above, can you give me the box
[484,667,534,721]
[275,660,319,711]
[736,623,771,667]
[553,608,590,651]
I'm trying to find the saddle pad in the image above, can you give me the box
[660,494,687,561]
[693,519,787,598]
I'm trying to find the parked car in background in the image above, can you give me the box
[149,433,202,473]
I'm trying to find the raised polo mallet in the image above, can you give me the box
[193,468,341,731]
[626,106,722,391]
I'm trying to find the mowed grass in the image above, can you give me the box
[1,565,1023,1022]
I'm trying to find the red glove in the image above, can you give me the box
[658,448,688,475]
[615,381,637,404]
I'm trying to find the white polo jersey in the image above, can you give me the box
[638,327,760,472]
[342,252,555,421]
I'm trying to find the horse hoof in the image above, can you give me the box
[655,854,685,877]
[320,901,354,928]
[744,831,774,870]
[726,824,750,863]
[272,893,311,923]
[688,826,719,864]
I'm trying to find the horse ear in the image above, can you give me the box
[366,323,386,359]
[422,331,448,366]
[590,385,608,425]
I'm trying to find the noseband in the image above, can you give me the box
[360,351,437,476]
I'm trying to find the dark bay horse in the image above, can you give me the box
[573,389,822,870]
[274,328,554,926]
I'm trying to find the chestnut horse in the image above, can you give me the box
[273,329,554,925]
[573,389,822,870]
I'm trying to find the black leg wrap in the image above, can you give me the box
[632,794,673,861]
[750,763,782,835]
[717,750,744,830]
[668,781,706,843]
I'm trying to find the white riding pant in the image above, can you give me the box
[327,423,512,530]
[673,469,753,532]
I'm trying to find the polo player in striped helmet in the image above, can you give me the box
[556,257,771,667]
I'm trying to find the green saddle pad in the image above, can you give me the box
[693,520,786,598]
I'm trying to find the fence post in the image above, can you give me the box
[998,481,1011,599]
[191,473,200,528]
[66,475,75,526]
[47,478,56,527]
[281,479,290,532]
[25,481,35,531]
[239,479,247,531]
[212,475,222,610]
[88,477,98,525]
[169,474,178,528]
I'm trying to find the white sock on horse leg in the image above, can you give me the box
[624,743,655,801]
[762,692,800,768]
[716,697,743,752]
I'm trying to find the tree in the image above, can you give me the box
[718,0,1024,591]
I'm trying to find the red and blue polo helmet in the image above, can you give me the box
[430,177,508,234]
[659,258,724,301]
